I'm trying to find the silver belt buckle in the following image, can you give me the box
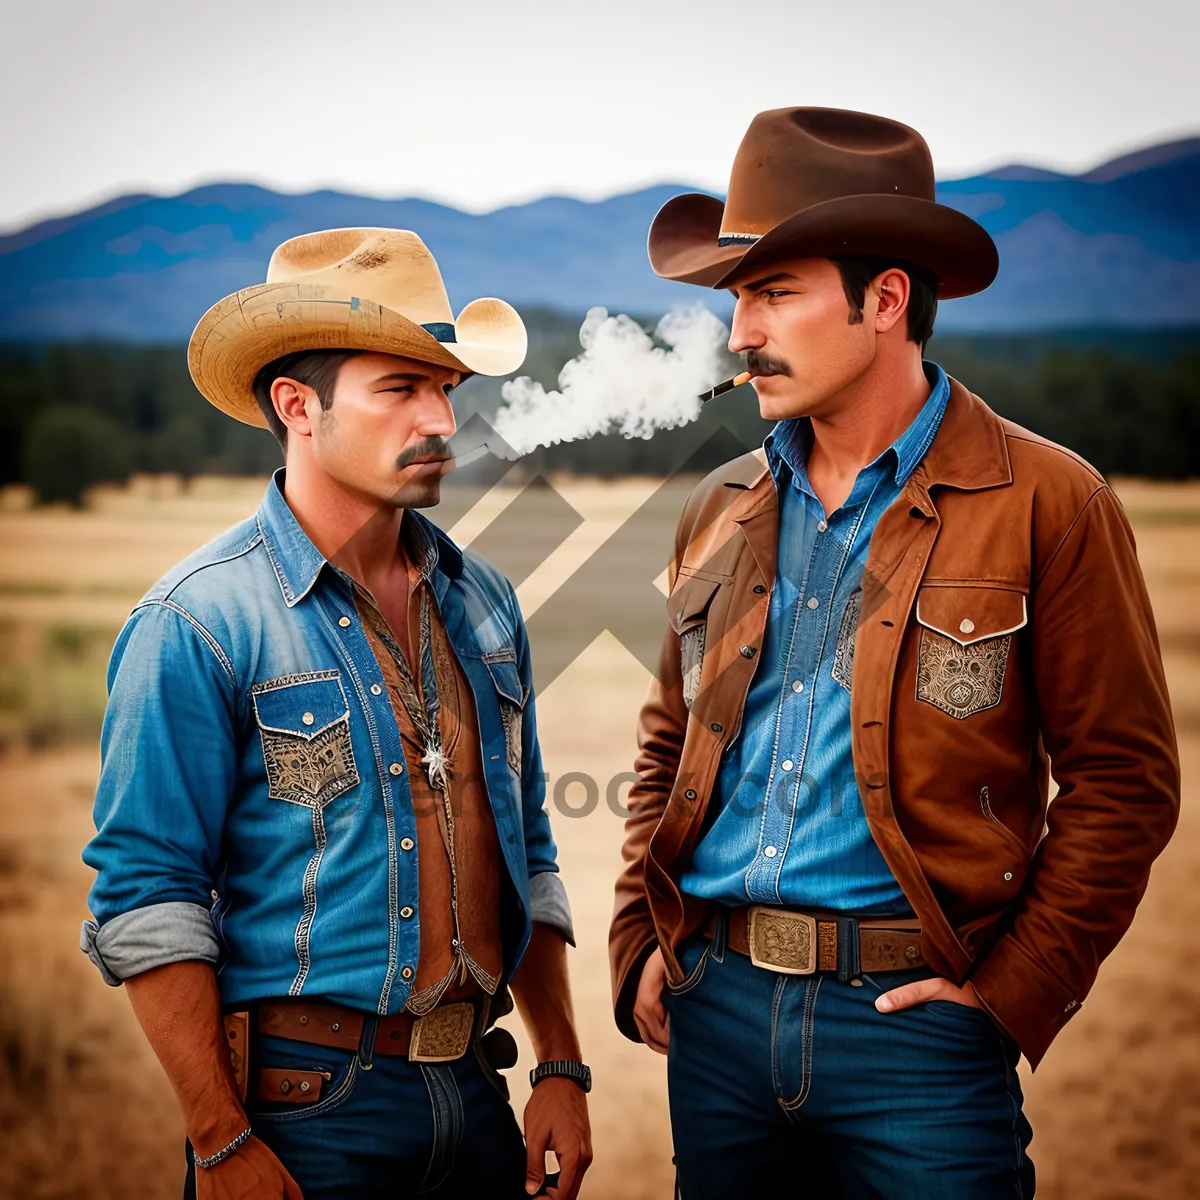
[408,1001,475,1063]
[748,906,818,975]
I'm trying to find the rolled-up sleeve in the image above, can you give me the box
[81,600,238,984]
[529,870,575,946]
[509,585,575,947]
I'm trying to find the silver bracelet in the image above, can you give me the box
[194,1127,252,1170]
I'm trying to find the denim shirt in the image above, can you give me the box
[81,470,572,1015]
[680,364,951,913]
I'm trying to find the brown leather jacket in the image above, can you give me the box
[609,378,1179,1067]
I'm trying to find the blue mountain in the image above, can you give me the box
[1,138,1197,339]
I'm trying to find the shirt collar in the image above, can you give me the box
[256,468,463,608]
[764,361,951,494]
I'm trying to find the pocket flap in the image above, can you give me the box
[252,672,350,738]
[667,573,722,635]
[483,656,525,707]
[915,586,1028,646]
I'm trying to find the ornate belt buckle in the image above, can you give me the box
[408,1002,476,1063]
[748,906,818,975]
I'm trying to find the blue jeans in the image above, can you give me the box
[664,922,1035,1199]
[186,1031,528,1199]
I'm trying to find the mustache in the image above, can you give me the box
[745,349,792,378]
[395,436,453,470]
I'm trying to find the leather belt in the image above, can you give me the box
[714,905,926,978]
[254,998,478,1064]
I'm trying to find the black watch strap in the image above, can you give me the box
[529,1059,592,1093]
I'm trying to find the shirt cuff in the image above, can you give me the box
[80,901,220,986]
[529,871,575,947]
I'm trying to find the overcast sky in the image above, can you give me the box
[3,0,1197,232]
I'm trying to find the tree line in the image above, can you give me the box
[0,316,1197,506]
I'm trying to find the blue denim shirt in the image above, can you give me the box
[81,470,572,1014]
[680,364,951,913]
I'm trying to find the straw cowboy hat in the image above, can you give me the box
[189,227,528,427]
[649,107,999,299]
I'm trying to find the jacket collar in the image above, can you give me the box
[726,375,1011,525]
[256,468,464,608]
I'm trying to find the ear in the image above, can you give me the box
[873,268,911,336]
[271,377,320,439]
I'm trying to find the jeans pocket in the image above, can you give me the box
[665,938,712,998]
[246,1037,359,1124]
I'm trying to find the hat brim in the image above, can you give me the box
[649,191,998,299]
[188,283,528,428]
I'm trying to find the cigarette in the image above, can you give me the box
[698,370,752,403]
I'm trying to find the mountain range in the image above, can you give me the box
[2,137,1197,340]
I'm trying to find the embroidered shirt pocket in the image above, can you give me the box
[831,588,863,693]
[251,671,360,807]
[913,586,1028,720]
[666,570,723,712]
[483,652,525,775]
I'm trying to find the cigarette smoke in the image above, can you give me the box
[492,305,731,457]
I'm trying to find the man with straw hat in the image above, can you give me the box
[610,107,1179,1196]
[81,228,592,1199]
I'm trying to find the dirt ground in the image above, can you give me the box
[1,475,1199,1199]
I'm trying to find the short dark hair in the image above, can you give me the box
[831,256,939,349]
[252,350,363,448]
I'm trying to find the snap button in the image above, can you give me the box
[400,837,414,851]
[401,965,414,980]
[806,597,819,610]
[389,762,404,776]
[710,722,723,733]
[792,680,804,693]
[849,978,863,987]
[960,618,975,634]
[781,760,794,771]
[740,644,756,658]
[301,712,314,726]
[400,906,414,919]
[817,520,827,532]
[763,845,778,858]
[338,616,352,628]
[279,1079,291,1094]
[753,584,767,595]
[371,684,383,696]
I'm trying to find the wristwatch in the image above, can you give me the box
[529,1059,592,1093]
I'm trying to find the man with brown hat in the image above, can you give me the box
[82,229,592,1199]
[610,108,1179,1196]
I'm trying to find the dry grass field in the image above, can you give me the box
[2,473,1199,1199]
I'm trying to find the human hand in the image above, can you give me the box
[632,947,670,1055]
[195,1135,303,1200]
[875,976,982,1014]
[523,1076,593,1199]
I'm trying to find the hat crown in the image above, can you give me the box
[266,228,455,327]
[720,107,936,240]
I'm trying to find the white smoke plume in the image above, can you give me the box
[492,305,731,457]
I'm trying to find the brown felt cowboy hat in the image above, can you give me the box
[189,228,528,427]
[649,107,998,299]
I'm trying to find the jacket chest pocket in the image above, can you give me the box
[667,570,724,713]
[483,651,526,775]
[251,671,360,808]
[913,585,1028,720]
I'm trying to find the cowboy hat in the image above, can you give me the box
[188,227,528,427]
[648,107,998,299]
